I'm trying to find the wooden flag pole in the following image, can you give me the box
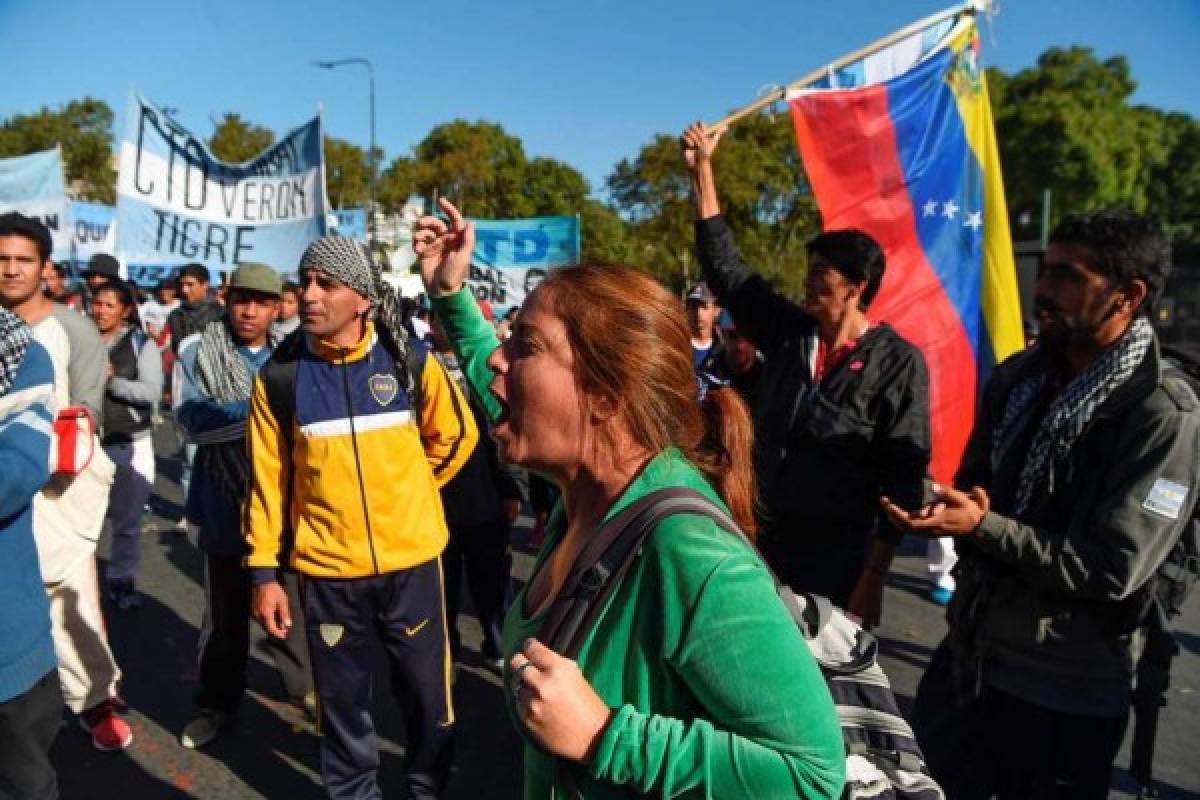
[709,0,986,134]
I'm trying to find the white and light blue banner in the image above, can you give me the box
[331,208,367,241]
[116,92,327,278]
[70,201,116,263]
[0,147,72,261]
[466,215,580,309]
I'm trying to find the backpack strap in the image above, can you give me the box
[539,486,805,658]
[260,330,305,444]
[255,330,305,566]
[539,490,681,659]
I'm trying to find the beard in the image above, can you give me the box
[1035,293,1122,356]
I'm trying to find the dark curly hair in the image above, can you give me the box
[805,229,886,310]
[1049,209,1171,310]
[179,262,211,284]
[0,212,53,261]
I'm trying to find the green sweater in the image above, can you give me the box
[433,288,845,799]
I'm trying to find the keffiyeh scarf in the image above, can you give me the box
[0,307,32,397]
[192,316,277,497]
[993,315,1154,514]
[195,316,270,406]
[299,235,414,393]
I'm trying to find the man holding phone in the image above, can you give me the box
[884,210,1200,799]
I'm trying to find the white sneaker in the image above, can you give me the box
[180,709,227,749]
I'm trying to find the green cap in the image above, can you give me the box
[228,262,283,297]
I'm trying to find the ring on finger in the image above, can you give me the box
[510,662,535,692]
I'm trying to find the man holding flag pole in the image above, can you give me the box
[681,0,1025,618]
[682,124,931,628]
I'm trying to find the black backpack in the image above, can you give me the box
[539,487,944,800]
[1154,346,1200,619]
[1129,347,1200,798]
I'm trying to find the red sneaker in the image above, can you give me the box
[79,698,134,751]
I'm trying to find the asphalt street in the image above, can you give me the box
[49,422,1200,799]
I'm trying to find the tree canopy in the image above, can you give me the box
[609,110,819,293]
[208,113,274,162]
[0,97,116,203]
[0,43,1195,273]
[379,119,632,265]
[988,46,1200,247]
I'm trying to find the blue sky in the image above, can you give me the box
[1,0,1196,198]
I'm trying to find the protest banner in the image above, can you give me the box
[330,208,367,240]
[70,201,116,263]
[116,92,327,279]
[464,215,580,309]
[0,147,72,261]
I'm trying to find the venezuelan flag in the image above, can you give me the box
[788,21,1022,484]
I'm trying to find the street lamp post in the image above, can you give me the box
[313,57,376,244]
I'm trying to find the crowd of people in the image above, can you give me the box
[0,120,1196,800]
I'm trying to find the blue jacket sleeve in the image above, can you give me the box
[173,339,249,437]
[0,344,55,520]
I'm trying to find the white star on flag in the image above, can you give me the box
[964,210,983,231]
[942,200,959,219]
[922,199,938,217]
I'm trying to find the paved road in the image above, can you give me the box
[52,423,1200,798]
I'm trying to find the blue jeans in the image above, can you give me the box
[103,439,154,583]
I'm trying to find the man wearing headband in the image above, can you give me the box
[245,235,477,799]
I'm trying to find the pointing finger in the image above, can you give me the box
[438,197,466,234]
[414,215,448,236]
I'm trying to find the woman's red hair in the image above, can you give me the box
[537,264,757,538]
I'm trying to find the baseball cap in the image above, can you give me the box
[84,253,121,279]
[686,282,716,304]
[228,263,283,297]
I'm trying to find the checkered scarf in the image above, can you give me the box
[0,308,31,397]
[994,315,1154,514]
[299,235,413,393]
[195,316,276,405]
[191,315,279,502]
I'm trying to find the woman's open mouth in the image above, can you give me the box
[492,393,511,427]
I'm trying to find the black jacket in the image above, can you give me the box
[693,328,731,385]
[435,352,524,528]
[167,300,224,355]
[949,336,1200,706]
[695,215,931,544]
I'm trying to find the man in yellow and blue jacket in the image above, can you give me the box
[246,235,477,800]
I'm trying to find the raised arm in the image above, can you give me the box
[415,198,504,421]
[681,123,814,358]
